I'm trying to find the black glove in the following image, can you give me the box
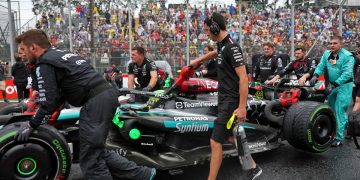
[326,84,335,94]
[195,71,203,77]
[309,75,318,86]
[142,86,152,91]
[14,122,34,142]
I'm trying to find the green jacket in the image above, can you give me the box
[314,48,355,86]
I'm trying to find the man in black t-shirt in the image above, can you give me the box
[189,13,262,180]
[195,44,217,79]
[128,46,158,91]
[252,42,284,83]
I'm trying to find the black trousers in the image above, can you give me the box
[15,83,29,102]
[79,88,152,180]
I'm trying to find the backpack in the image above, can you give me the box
[347,111,360,149]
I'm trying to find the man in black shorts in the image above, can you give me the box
[190,12,262,180]
[128,46,158,91]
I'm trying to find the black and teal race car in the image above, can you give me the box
[0,65,336,179]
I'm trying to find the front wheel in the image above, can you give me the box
[283,101,336,153]
[0,122,71,179]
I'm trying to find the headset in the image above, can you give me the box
[209,15,220,36]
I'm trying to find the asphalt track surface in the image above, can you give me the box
[70,140,360,180]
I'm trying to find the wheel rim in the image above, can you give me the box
[0,142,54,179]
[312,113,333,145]
[17,157,37,176]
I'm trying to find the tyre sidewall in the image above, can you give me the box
[306,104,336,152]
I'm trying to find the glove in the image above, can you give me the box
[309,75,318,86]
[14,122,34,142]
[195,71,203,78]
[142,86,152,91]
[326,84,335,94]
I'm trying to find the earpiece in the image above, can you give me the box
[209,15,220,36]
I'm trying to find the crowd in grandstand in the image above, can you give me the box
[35,1,359,69]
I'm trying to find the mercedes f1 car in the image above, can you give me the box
[0,65,336,179]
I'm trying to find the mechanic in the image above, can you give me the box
[14,29,156,180]
[104,65,123,89]
[265,45,317,86]
[252,42,284,83]
[352,44,360,111]
[128,46,159,91]
[309,36,355,147]
[195,44,217,79]
[12,53,30,102]
[189,13,262,180]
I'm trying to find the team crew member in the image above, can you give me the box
[309,36,355,147]
[195,44,217,79]
[252,42,284,83]
[265,45,317,86]
[190,13,262,180]
[12,53,30,102]
[14,29,156,179]
[0,61,9,103]
[128,46,158,91]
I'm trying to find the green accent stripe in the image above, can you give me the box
[57,112,80,120]
[242,125,256,129]
[0,131,17,143]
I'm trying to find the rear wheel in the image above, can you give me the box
[283,101,336,153]
[0,122,71,179]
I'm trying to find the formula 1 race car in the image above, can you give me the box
[107,77,335,172]
[0,65,336,179]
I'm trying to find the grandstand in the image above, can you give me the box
[0,0,359,75]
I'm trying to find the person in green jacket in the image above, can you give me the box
[309,36,355,147]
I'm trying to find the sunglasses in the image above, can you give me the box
[328,42,338,45]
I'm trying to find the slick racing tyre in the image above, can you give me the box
[0,103,26,115]
[283,101,336,153]
[0,122,71,180]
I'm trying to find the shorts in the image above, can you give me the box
[211,96,239,144]
[0,80,5,90]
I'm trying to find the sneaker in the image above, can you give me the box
[149,168,156,180]
[247,165,262,180]
[331,140,343,147]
